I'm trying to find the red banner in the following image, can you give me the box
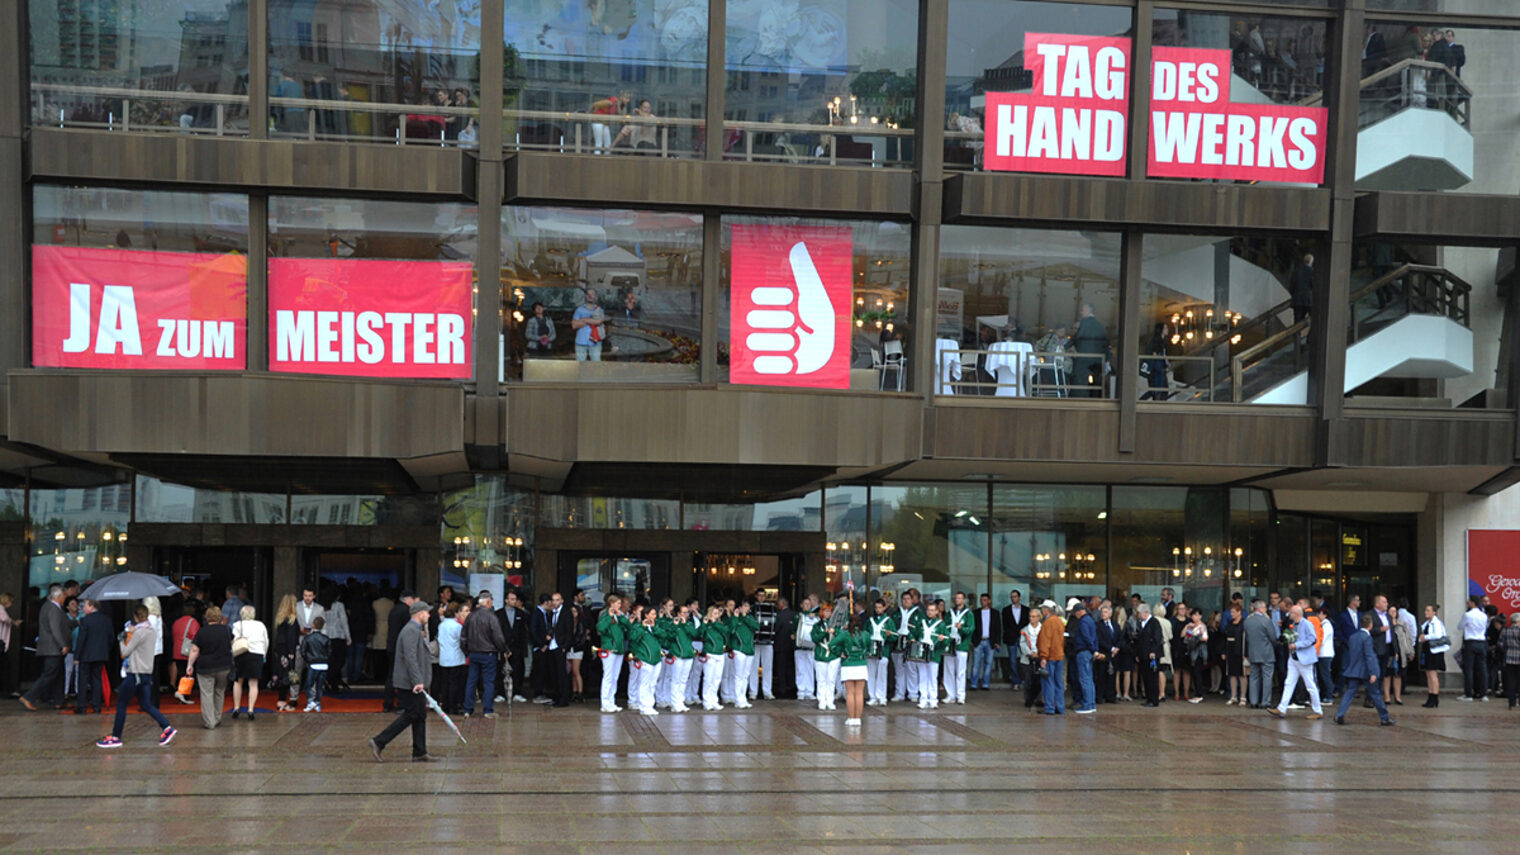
[268,257,473,379]
[1147,46,1327,184]
[1468,530,1520,612]
[32,245,247,370]
[984,34,1132,177]
[729,224,852,390]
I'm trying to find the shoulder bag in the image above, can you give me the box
[231,623,251,657]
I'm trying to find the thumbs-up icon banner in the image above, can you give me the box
[729,225,853,389]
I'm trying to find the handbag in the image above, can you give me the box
[176,675,196,695]
[179,624,197,657]
[231,624,250,657]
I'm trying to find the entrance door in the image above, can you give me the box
[559,552,670,605]
[151,545,273,615]
[305,548,413,598]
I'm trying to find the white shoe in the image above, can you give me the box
[512,695,528,703]
[672,704,689,713]
[494,695,506,703]
[737,701,752,709]
[303,702,316,712]
[640,708,659,716]
[763,694,775,700]
[1075,708,1095,715]
[845,718,861,727]
[704,704,720,711]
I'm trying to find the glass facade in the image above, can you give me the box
[136,475,287,523]
[1138,234,1318,404]
[28,0,251,134]
[33,185,248,254]
[267,0,482,143]
[936,226,1121,398]
[991,484,1106,607]
[505,0,707,156]
[724,0,919,166]
[1153,10,1328,105]
[27,485,132,589]
[441,476,534,592]
[503,206,702,383]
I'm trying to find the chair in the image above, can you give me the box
[880,339,906,391]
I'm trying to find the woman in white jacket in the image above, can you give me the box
[324,597,351,694]
[1418,604,1451,708]
[230,605,270,721]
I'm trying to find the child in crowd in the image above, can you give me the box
[300,616,331,712]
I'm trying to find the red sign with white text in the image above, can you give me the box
[1148,46,1327,183]
[984,34,1132,177]
[729,225,852,389]
[32,245,247,370]
[1468,530,1520,612]
[982,35,1328,184]
[268,257,473,378]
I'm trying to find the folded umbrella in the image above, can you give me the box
[423,691,467,744]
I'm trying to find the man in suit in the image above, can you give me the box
[1000,590,1028,687]
[383,590,415,713]
[19,585,69,711]
[529,594,553,702]
[1290,254,1315,325]
[541,592,573,707]
[1331,595,1360,699]
[1069,302,1108,398]
[970,593,1002,691]
[1134,603,1164,707]
[1335,612,1394,726]
[73,599,114,714]
[1095,603,1119,703]
[773,597,797,700]
[495,590,529,703]
[1243,599,1277,709]
[1368,594,1396,704]
[1269,605,1324,720]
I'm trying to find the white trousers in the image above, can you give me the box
[685,643,704,703]
[591,122,612,153]
[749,644,774,698]
[721,651,738,702]
[867,657,889,703]
[944,650,969,702]
[730,652,753,704]
[655,656,674,706]
[632,659,661,712]
[795,650,816,699]
[665,658,693,709]
[1276,657,1323,715]
[814,659,841,708]
[917,661,940,706]
[701,654,725,708]
[599,651,624,709]
[893,650,919,699]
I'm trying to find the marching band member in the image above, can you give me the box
[810,604,842,711]
[840,612,869,727]
[626,606,664,716]
[792,595,819,702]
[656,603,698,713]
[866,599,897,706]
[750,590,778,701]
[719,599,739,705]
[945,592,974,704]
[915,600,951,710]
[892,589,922,702]
[727,601,759,709]
[653,599,677,710]
[699,606,729,710]
[682,597,704,707]
[595,594,629,713]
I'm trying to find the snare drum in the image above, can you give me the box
[906,641,930,662]
[869,640,886,659]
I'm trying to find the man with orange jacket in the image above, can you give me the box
[1036,600,1066,715]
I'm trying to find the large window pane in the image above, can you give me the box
[540,496,679,530]
[991,484,1106,608]
[1110,486,1228,616]
[1154,10,1328,105]
[28,486,132,589]
[442,476,535,593]
[505,1,706,157]
[1342,241,1502,408]
[1138,234,1317,404]
[871,485,989,606]
[268,0,482,144]
[946,1,1133,170]
[1358,23,1516,194]
[503,207,702,383]
[136,475,286,523]
[724,0,918,166]
[30,0,251,135]
[936,226,1121,398]
[683,492,822,531]
[719,216,911,391]
[34,185,248,254]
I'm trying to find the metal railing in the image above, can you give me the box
[1300,58,1472,130]
[31,82,249,136]
[1139,354,1222,403]
[935,347,1110,398]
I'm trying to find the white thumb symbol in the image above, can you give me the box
[745,241,836,376]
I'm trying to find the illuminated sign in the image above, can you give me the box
[728,224,853,389]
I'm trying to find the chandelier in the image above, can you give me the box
[1169,304,1243,347]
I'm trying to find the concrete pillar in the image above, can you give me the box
[272,546,300,600]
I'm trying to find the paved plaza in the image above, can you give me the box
[0,693,1514,854]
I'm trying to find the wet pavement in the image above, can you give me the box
[0,690,1515,853]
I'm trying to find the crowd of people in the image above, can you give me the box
[8,578,1518,756]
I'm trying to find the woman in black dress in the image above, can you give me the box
[1223,603,1245,704]
[1206,610,1226,694]
[270,594,300,712]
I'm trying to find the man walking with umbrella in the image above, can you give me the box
[368,599,438,763]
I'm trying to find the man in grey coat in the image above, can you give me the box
[1243,598,1278,709]
[368,600,436,762]
[20,585,70,711]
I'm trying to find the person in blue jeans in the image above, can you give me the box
[1070,601,1098,714]
[97,605,176,749]
[462,591,507,718]
[969,593,1000,690]
[1335,612,1395,726]
[1036,601,1066,715]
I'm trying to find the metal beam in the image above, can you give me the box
[703,0,727,162]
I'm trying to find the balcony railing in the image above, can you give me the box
[936,347,1110,398]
